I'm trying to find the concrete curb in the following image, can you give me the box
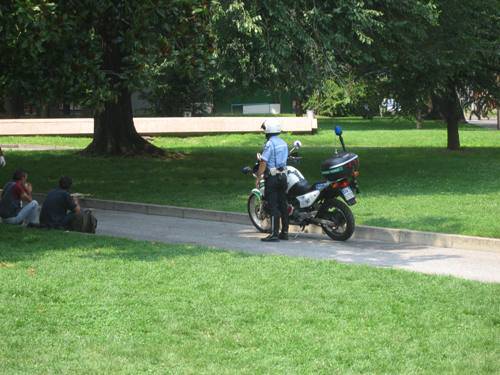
[82,197,250,225]
[30,193,500,252]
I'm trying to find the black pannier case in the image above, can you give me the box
[320,152,359,181]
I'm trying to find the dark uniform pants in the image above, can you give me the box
[265,173,289,235]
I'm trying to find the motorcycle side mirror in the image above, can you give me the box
[241,166,252,175]
[335,126,343,136]
[293,140,302,149]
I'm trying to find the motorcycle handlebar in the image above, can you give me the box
[241,166,252,175]
[287,156,302,164]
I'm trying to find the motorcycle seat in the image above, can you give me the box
[288,179,313,197]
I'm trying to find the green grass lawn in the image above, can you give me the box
[1,117,499,238]
[1,225,498,373]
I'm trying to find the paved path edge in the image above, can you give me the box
[29,193,500,252]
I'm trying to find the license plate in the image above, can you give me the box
[341,187,355,201]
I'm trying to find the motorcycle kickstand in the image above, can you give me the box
[293,225,306,239]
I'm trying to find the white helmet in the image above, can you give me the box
[261,119,282,134]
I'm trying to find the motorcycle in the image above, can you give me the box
[242,126,360,241]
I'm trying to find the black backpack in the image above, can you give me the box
[71,209,97,233]
[0,182,18,219]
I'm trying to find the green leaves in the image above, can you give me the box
[1,0,496,125]
[306,77,369,117]
[0,0,216,111]
[364,0,499,112]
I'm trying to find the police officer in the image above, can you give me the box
[255,119,289,242]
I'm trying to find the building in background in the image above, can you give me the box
[213,87,294,115]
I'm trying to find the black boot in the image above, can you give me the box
[279,212,289,240]
[278,232,288,240]
[261,233,280,242]
[261,216,280,242]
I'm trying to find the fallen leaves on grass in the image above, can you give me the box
[27,267,36,277]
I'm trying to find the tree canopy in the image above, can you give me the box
[362,0,499,149]
[1,0,210,154]
[0,0,498,154]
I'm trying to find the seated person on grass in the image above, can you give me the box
[40,176,81,230]
[0,169,39,225]
[0,147,6,167]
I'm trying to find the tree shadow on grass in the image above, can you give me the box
[0,225,242,265]
[77,232,256,263]
[1,221,484,283]
[4,141,499,200]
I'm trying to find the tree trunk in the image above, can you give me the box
[434,84,462,150]
[83,28,164,156]
[497,105,499,130]
[424,95,442,120]
[445,116,460,150]
[40,102,50,118]
[456,100,466,123]
[4,94,24,118]
[294,98,304,116]
[427,93,464,122]
[83,87,164,156]
[62,103,71,116]
[415,108,422,129]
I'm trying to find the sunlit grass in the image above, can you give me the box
[1,225,498,373]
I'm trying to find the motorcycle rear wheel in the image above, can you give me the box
[247,194,271,233]
[319,199,355,241]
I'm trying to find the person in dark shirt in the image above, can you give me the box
[40,176,81,229]
[0,169,39,225]
[0,147,6,168]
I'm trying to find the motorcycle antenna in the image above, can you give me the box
[335,125,346,152]
[333,126,338,154]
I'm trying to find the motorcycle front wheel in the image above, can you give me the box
[319,199,355,241]
[247,194,271,233]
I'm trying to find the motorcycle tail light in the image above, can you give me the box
[332,180,350,189]
[338,180,350,188]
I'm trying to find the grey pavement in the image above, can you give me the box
[0,144,78,151]
[95,209,500,283]
[467,119,499,130]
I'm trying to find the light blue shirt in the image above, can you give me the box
[261,136,288,169]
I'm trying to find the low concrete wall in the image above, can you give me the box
[0,117,317,136]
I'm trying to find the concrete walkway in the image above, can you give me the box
[0,144,78,151]
[95,209,500,283]
[467,119,499,130]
